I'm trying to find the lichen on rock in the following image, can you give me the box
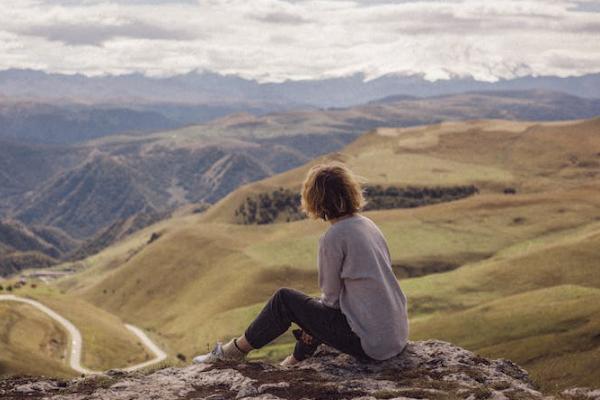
[0,341,596,400]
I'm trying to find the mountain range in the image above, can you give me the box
[1,89,600,276]
[2,69,599,107]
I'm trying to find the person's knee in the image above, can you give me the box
[273,287,295,299]
[271,287,305,309]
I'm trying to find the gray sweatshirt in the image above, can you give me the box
[317,213,409,360]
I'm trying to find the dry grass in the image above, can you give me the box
[5,285,154,372]
[0,302,75,378]
[410,285,600,393]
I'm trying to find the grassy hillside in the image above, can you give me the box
[0,302,74,378]
[405,218,600,391]
[411,284,600,392]
[47,118,600,391]
[1,285,155,372]
[200,118,600,224]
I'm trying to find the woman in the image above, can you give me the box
[193,162,409,365]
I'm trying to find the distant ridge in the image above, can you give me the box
[0,101,286,145]
[2,89,598,145]
[0,219,79,276]
[1,69,599,107]
[368,94,420,104]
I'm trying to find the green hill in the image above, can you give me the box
[412,284,600,391]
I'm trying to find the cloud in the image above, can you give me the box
[41,0,199,4]
[251,11,311,25]
[21,20,195,45]
[0,0,598,81]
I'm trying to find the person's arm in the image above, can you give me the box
[317,233,345,308]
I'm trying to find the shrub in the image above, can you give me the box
[147,232,161,244]
[236,184,478,225]
[235,188,304,225]
[363,184,478,211]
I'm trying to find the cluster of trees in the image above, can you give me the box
[235,184,478,225]
[235,188,304,225]
[0,282,36,291]
[362,184,479,210]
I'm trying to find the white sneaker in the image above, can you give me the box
[192,342,226,364]
[279,355,300,367]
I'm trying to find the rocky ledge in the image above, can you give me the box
[1,340,598,400]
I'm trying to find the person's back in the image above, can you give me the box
[319,213,409,360]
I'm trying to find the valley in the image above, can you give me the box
[1,117,595,392]
[4,90,600,276]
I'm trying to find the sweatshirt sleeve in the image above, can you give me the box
[317,232,345,309]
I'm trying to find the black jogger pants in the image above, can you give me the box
[244,287,373,362]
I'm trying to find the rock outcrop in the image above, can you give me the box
[1,341,598,400]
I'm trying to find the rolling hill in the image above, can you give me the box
[47,117,600,392]
[0,100,290,145]
[0,284,157,377]
[6,89,599,276]
[0,301,73,378]
[201,117,600,223]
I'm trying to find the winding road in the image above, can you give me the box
[0,294,167,375]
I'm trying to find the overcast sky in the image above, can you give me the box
[1,0,599,82]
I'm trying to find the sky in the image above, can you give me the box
[1,0,599,82]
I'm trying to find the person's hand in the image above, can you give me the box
[300,331,315,344]
[280,354,300,367]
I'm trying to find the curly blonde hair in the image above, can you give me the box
[301,162,365,221]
